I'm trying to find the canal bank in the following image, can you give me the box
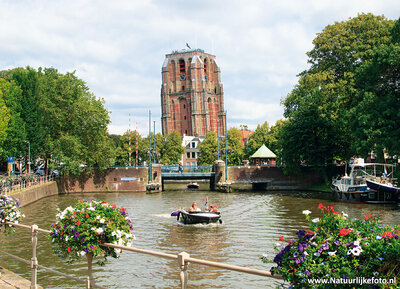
[0,266,43,289]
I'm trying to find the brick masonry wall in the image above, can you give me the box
[12,181,59,207]
[227,166,324,189]
[59,167,149,193]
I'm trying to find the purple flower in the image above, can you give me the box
[305,269,311,277]
[74,232,79,238]
[81,238,85,243]
[84,247,89,252]
[296,230,306,238]
[343,242,353,247]
[334,240,341,246]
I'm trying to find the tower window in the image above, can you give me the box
[184,104,186,109]
[187,152,190,158]
[185,130,188,134]
[179,59,185,74]
[184,116,186,120]
[214,87,217,93]
[182,85,185,91]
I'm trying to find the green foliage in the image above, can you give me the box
[160,130,184,164]
[226,127,244,165]
[51,199,134,265]
[280,14,399,171]
[264,203,400,288]
[0,79,26,160]
[197,132,218,165]
[0,90,10,157]
[245,121,269,159]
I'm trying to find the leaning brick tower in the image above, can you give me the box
[161,48,226,137]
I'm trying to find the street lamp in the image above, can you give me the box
[24,140,31,174]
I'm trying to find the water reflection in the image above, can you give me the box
[0,190,399,288]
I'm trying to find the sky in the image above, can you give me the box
[1,0,399,136]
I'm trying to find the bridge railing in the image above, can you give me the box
[161,165,214,173]
[1,221,282,289]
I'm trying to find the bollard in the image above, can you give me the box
[30,225,38,289]
[178,252,190,289]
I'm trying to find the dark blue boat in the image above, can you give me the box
[366,179,400,203]
[177,210,221,224]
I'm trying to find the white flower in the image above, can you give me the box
[328,251,337,256]
[65,236,69,242]
[351,247,362,256]
[80,251,86,256]
[302,210,312,216]
[347,249,352,255]
[312,218,320,223]
[96,228,104,234]
[100,218,105,224]
[96,215,100,220]
[353,240,360,246]
[114,248,121,254]
[313,252,320,257]
[341,211,348,219]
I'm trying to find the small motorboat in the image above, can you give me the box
[187,182,199,189]
[177,210,222,225]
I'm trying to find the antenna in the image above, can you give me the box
[129,113,131,166]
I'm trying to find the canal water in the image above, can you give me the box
[1,186,399,289]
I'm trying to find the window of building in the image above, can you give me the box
[214,87,217,93]
[192,152,196,158]
[187,152,190,158]
[191,142,195,148]
[184,116,186,120]
[182,85,185,91]
[184,104,186,109]
[185,130,187,134]
[179,59,185,73]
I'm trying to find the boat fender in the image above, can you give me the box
[219,219,223,224]
[177,211,180,221]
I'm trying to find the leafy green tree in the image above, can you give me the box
[0,89,10,158]
[160,130,184,164]
[245,121,269,159]
[225,127,244,165]
[0,79,26,161]
[197,132,217,165]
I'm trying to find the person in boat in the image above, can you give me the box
[171,206,182,216]
[189,202,201,212]
[209,205,218,213]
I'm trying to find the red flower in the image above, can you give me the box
[317,203,324,209]
[93,246,97,250]
[67,247,71,253]
[77,220,81,225]
[121,208,126,213]
[279,236,284,241]
[339,228,351,236]
[86,214,89,218]
[396,229,399,233]
[365,214,375,221]
[80,198,83,201]
[111,204,117,209]
[61,231,64,235]
[102,201,107,204]
[382,231,394,239]
[306,230,315,235]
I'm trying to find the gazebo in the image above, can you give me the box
[250,144,277,166]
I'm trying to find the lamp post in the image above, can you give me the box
[149,110,152,182]
[24,140,31,174]
[217,120,219,160]
[225,111,228,181]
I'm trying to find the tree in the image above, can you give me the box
[0,89,10,158]
[0,79,26,161]
[160,131,184,164]
[226,127,244,165]
[245,121,269,159]
[197,132,218,165]
[280,14,396,172]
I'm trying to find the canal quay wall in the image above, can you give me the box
[11,181,59,206]
[58,166,152,193]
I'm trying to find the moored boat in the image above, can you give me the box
[177,210,221,224]
[331,158,398,204]
[366,179,400,203]
[187,182,199,189]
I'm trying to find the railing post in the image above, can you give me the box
[178,252,190,289]
[87,253,94,288]
[30,224,38,289]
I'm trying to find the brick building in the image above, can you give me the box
[161,48,226,137]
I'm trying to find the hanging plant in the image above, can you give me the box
[0,194,24,232]
[50,199,134,265]
[262,203,400,288]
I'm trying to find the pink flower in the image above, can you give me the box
[339,228,351,236]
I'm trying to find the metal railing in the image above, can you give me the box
[0,175,56,195]
[0,221,282,289]
[161,165,214,174]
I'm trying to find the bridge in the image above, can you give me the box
[161,165,216,190]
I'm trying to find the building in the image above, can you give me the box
[161,48,226,137]
[250,144,277,166]
[240,130,253,147]
[181,135,204,167]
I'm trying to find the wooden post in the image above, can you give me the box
[87,253,94,288]
[178,252,189,289]
[30,225,38,289]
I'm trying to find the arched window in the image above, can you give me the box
[204,59,208,74]
[179,59,185,74]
